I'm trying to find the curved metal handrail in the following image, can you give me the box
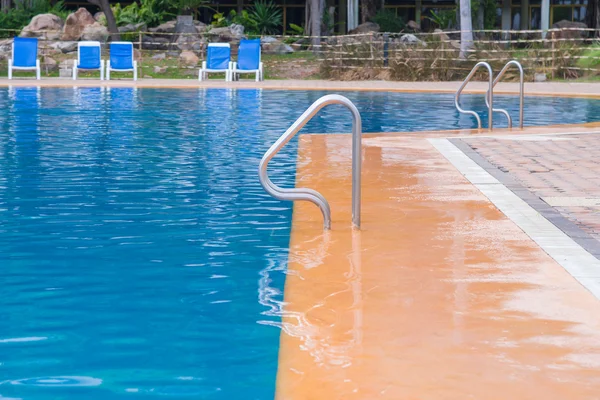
[485,60,524,129]
[455,62,494,131]
[259,94,362,230]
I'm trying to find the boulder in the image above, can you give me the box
[153,66,167,73]
[51,40,78,53]
[433,28,450,42]
[262,38,293,54]
[20,14,63,40]
[195,21,209,33]
[142,35,170,50]
[348,22,379,34]
[534,72,547,82]
[81,22,109,41]
[43,56,58,71]
[207,26,245,42]
[179,50,199,65]
[400,33,426,46]
[176,33,205,51]
[550,20,587,40]
[0,38,13,55]
[61,8,96,41]
[152,52,166,60]
[407,20,420,31]
[229,23,244,37]
[149,19,177,36]
[119,22,147,33]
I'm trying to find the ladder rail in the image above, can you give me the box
[455,62,494,131]
[485,60,525,129]
[258,94,362,230]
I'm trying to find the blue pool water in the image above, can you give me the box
[1,87,600,399]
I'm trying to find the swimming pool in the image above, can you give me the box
[0,87,599,399]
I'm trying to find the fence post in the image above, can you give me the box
[383,33,389,67]
[551,36,555,80]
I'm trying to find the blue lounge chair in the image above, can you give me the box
[9,37,40,80]
[73,41,104,80]
[231,39,263,82]
[107,42,137,81]
[199,43,232,81]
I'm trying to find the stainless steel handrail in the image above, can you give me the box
[485,60,525,129]
[258,94,362,230]
[455,62,494,131]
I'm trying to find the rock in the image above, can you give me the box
[229,23,244,37]
[51,40,78,53]
[348,22,379,34]
[20,14,63,40]
[176,33,205,51]
[81,22,109,41]
[94,12,105,22]
[207,26,244,42]
[550,20,587,39]
[195,21,209,33]
[153,66,167,73]
[534,73,547,82]
[59,68,72,78]
[152,52,166,60]
[119,22,147,33]
[179,50,199,65]
[433,28,450,42]
[262,36,278,44]
[142,35,170,50]
[61,8,96,41]
[149,20,177,35]
[400,33,426,46]
[43,57,58,71]
[407,20,420,31]
[0,38,13,54]
[262,39,293,54]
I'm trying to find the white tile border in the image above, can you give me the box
[429,138,600,299]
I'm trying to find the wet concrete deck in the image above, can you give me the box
[275,132,600,399]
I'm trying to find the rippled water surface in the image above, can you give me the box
[1,87,600,400]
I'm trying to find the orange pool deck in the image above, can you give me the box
[275,132,600,399]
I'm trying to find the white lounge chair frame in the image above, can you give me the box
[231,61,263,82]
[73,41,105,81]
[8,40,40,80]
[199,43,232,82]
[106,42,138,81]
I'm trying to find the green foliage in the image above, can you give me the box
[0,0,68,36]
[577,43,600,70]
[112,0,176,28]
[371,9,405,33]
[287,23,304,35]
[470,0,497,30]
[212,11,228,28]
[178,0,208,15]
[249,0,282,35]
[228,9,258,33]
[427,8,456,29]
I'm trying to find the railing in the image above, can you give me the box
[258,94,362,230]
[455,61,494,131]
[485,60,525,129]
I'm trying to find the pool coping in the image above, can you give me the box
[2,79,600,99]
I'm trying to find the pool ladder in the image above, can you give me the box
[455,60,524,131]
[258,94,362,230]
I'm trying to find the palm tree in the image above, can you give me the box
[459,0,473,58]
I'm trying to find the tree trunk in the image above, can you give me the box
[87,0,120,41]
[587,0,600,37]
[361,0,380,23]
[477,0,484,31]
[1,0,11,14]
[310,0,321,49]
[459,0,473,58]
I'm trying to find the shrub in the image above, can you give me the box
[249,0,282,35]
[0,0,68,36]
[371,9,405,33]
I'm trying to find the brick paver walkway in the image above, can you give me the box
[462,133,600,246]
